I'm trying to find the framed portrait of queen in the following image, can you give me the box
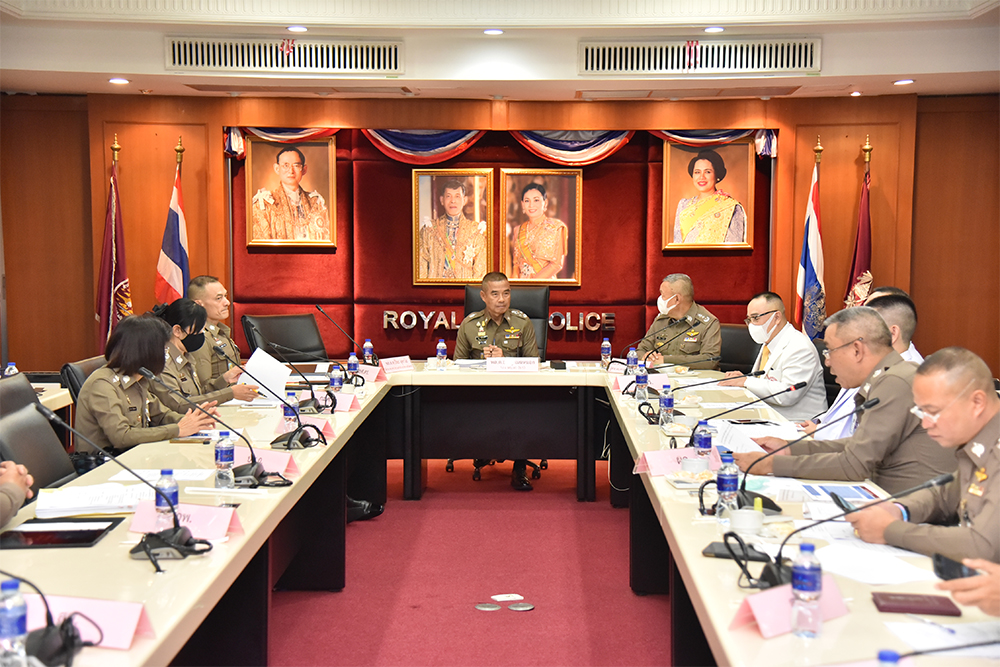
[662,139,754,250]
[500,168,582,286]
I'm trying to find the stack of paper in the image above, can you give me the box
[34,483,154,518]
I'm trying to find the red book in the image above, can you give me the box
[871,592,962,616]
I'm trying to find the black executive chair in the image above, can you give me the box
[0,373,42,417]
[0,404,78,499]
[241,313,328,363]
[719,323,757,375]
[60,355,107,403]
[446,285,551,481]
[811,338,841,407]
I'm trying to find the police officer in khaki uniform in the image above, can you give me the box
[734,307,956,495]
[188,276,244,392]
[454,272,539,490]
[636,273,721,370]
[847,347,1000,563]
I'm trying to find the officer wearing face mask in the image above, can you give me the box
[150,299,259,412]
[636,273,721,370]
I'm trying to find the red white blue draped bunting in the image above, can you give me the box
[361,129,486,165]
[509,130,634,166]
[224,127,340,159]
[651,129,777,157]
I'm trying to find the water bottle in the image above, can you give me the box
[634,362,648,402]
[626,347,638,375]
[347,352,359,376]
[283,392,299,428]
[716,454,740,530]
[154,469,178,533]
[436,339,448,369]
[877,650,900,667]
[2,363,18,377]
[600,338,612,369]
[214,431,235,489]
[658,392,674,429]
[328,366,343,393]
[693,420,713,457]
[362,339,374,365]
[0,579,27,667]
[791,543,823,638]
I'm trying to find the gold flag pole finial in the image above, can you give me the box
[813,136,823,164]
[111,134,122,164]
[175,136,185,164]
[862,134,873,164]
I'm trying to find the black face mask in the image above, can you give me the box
[181,332,206,353]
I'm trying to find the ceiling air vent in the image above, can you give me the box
[580,39,820,76]
[166,37,404,75]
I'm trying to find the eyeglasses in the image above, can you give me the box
[278,162,304,172]
[744,310,777,325]
[821,337,864,360]
[910,379,975,425]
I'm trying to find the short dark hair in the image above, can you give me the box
[868,285,910,300]
[750,291,786,314]
[481,272,509,291]
[188,275,219,299]
[867,294,918,343]
[105,315,172,376]
[521,182,546,200]
[153,298,207,334]
[687,149,727,182]
[275,146,306,165]
[439,179,467,196]
[917,347,997,397]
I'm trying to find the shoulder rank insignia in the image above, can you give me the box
[510,308,528,319]
[972,442,985,458]
[696,313,711,323]
[463,310,485,321]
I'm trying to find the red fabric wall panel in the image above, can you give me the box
[230,302,355,359]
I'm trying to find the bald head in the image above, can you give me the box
[663,273,694,300]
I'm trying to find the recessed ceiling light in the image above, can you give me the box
[850,91,862,97]
[704,27,725,34]
[287,26,308,33]
[109,78,129,85]
[484,29,504,35]
[893,79,914,86]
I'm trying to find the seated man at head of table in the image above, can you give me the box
[454,271,539,491]
[847,347,999,563]
[635,273,720,371]
[733,307,956,495]
[718,291,828,421]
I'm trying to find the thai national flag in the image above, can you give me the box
[154,165,190,304]
[795,163,826,339]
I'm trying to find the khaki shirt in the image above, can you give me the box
[0,482,26,528]
[149,343,235,413]
[76,367,183,453]
[885,410,1000,563]
[454,309,539,360]
[774,351,958,495]
[635,302,721,370]
[189,322,240,392]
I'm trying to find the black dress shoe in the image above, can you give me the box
[347,497,385,523]
[511,466,533,491]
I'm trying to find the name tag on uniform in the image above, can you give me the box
[128,406,138,412]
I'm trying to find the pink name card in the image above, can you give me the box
[607,359,627,375]
[730,573,848,638]
[486,357,539,372]
[633,447,722,476]
[26,594,153,650]
[333,393,361,412]
[298,415,336,438]
[235,446,299,475]
[380,355,414,373]
[129,500,243,540]
[612,375,673,392]
[355,363,388,382]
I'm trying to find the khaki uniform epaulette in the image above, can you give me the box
[695,311,712,324]
[463,310,485,322]
[509,308,528,319]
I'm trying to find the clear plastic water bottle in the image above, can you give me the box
[634,362,648,402]
[328,366,343,393]
[658,392,674,429]
[214,431,235,489]
[436,339,448,369]
[626,347,638,375]
[347,352,359,376]
[877,650,900,667]
[716,453,740,530]
[362,339,374,365]
[600,338,612,369]
[791,543,823,638]
[2,363,18,377]
[154,469,178,532]
[693,420,713,457]
[284,392,299,428]
[0,579,27,667]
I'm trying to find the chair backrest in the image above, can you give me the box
[463,285,550,361]
[0,405,78,496]
[719,323,757,375]
[812,339,842,406]
[0,373,40,418]
[60,355,107,403]
[241,313,327,362]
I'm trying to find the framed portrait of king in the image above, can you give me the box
[500,168,582,286]
[246,136,336,247]
[412,169,493,285]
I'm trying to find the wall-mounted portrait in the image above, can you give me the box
[500,169,582,286]
[662,139,754,250]
[412,169,493,285]
[246,136,336,247]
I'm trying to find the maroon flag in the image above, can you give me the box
[844,167,873,307]
[96,163,133,352]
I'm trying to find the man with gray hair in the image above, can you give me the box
[636,273,720,370]
[734,306,956,494]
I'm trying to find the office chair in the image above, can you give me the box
[60,355,107,403]
[446,285,551,481]
[718,323,757,375]
[241,313,328,362]
[0,404,78,498]
[0,373,42,417]
[811,339,841,407]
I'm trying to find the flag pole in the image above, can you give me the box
[175,136,185,164]
[111,133,121,165]
[814,135,823,164]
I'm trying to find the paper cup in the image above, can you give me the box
[728,508,764,535]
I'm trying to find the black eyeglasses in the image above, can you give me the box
[744,310,777,325]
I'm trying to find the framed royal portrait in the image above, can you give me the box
[245,136,336,247]
[412,169,493,285]
[500,168,582,286]
[662,138,754,250]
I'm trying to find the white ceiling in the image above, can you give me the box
[1,0,998,101]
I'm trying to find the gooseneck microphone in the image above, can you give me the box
[685,381,808,448]
[247,324,321,414]
[34,404,212,572]
[738,397,881,514]
[643,316,699,364]
[618,315,695,360]
[316,304,379,365]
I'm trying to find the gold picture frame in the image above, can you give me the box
[412,169,494,285]
[662,138,754,250]
[500,168,582,286]
[245,136,336,247]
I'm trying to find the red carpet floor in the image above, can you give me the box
[269,459,672,666]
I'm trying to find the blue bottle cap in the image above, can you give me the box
[220,431,229,437]
[603,338,609,342]
[365,339,371,343]
[1,579,19,591]
[877,650,900,663]
[698,420,708,426]
[799,543,815,553]
[160,469,173,475]
[629,347,635,351]
[721,454,734,463]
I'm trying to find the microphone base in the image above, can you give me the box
[758,561,792,588]
[298,398,320,415]
[271,427,315,450]
[737,490,783,515]
[233,459,264,486]
[129,527,192,561]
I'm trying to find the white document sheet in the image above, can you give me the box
[109,469,214,482]
[35,483,154,518]
[815,541,936,585]
[885,621,1000,660]
[709,421,767,454]
[237,348,292,402]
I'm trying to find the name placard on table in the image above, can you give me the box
[379,355,414,373]
[485,357,540,373]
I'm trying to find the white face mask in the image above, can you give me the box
[748,313,777,344]
[657,294,678,316]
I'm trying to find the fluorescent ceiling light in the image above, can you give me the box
[704,27,725,34]
[109,78,129,85]
[288,26,308,33]
[893,79,914,85]
[484,29,504,35]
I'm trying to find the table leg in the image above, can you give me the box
[669,557,716,666]
[577,387,596,501]
[629,478,671,595]
[403,386,424,499]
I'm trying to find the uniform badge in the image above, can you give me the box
[972,442,985,458]
[863,383,871,393]
[968,483,984,497]
[873,368,882,378]
[504,327,521,340]
[974,467,988,482]
[476,321,488,345]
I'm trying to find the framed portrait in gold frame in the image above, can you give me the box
[500,168,582,286]
[412,169,493,286]
[662,139,754,250]
[245,136,336,247]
